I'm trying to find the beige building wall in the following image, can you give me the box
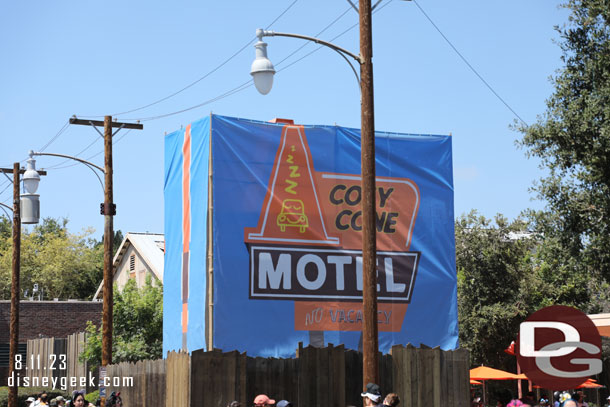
[113,245,159,290]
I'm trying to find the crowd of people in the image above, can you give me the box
[234,382,399,407]
[23,390,122,407]
[472,389,610,407]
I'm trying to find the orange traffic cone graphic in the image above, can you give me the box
[245,125,339,246]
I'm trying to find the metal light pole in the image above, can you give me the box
[0,158,44,407]
[251,0,379,388]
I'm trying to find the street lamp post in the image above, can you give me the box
[251,0,379,387]
[0,156,44,407]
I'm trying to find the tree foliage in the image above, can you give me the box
[0,217,102,300]
[456,211,539,368]
[80,277,163,370]
[516,0,610,282]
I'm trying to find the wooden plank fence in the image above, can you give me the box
[106,358,165,407]
[166,351,190,407]
[391,344,470,407]
[24,341,470,407]
[25,332,94,394]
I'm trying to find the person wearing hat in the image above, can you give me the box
[55,396,66,407]
[26,397,36,407]
[361,383,382,407]
[254,395,275,407]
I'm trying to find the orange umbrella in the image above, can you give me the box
[576,379,604,389]
[470,366,522,380]
[470,366,523,406]
[471,379,483,385]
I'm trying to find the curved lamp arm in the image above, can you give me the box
[31,151,105,192]
[0,202,12,220]
[0,201,12,211]
[258,29,362,88]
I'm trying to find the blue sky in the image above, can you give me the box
[0,0,569,237]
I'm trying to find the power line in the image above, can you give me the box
[411,0,528,126]
[38,120,71,152]
[0,181,12,198]
[45,134,101,169]
[276,0,393,72]
[274,6,353,66]
[46,129,134,170]
[126,81,254,122]
[120,4,365,123]
[77,0,299,119]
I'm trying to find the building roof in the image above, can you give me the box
[588,312,610,337]
[93,232,164,299]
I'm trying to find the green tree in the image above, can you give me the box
[456,211,539,368]
[94,230,124,256]
[516,0,610,283]
[0,217,102,300]
[80,277,163,370]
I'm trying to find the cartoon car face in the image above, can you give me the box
[277,199,308,233]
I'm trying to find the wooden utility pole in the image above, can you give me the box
[359,0,379,390]
[69,116,142,406]
[0,164,46,407]
[102,115,114,369]
[8,164,20,407]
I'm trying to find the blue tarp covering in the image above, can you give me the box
[163,114,457,357]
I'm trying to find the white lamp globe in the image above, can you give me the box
[23,152,40,194]
[251,40,275,95]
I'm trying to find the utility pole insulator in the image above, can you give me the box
[100,203,116,216]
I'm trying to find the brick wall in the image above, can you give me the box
[0,301,102,386]
[0,300,102,343]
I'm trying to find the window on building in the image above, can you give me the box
[0,343,27,367]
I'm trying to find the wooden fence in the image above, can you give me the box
[102,344,469,407]
[106,358,165,406]
[24,332,93,394]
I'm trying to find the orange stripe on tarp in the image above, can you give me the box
[182,303,188,333]
[182,124,192,254]
[181,124,192,336]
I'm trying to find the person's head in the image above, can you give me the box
[56,396,65,406]
[41,393,49,403]
[108,392,122,407]
[72,392,86,407]
[361,383,382,406]
[507,399,523,407]
[254,395,275,407]
[562,400,577,407]
[383,393,400,407]
[228,401,241,407]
